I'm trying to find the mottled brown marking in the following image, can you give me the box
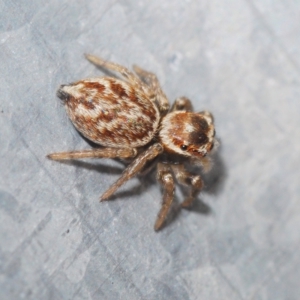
[128,87,139,103]
[189,131,208,146]
[63,77,159,147]
[162,112,212,157]
[192,115,208,131]
[110,80,128,98]
[67,94,157,146]
[188,115,209,146]
[82,100,95,110]
[79,81,106,93]
[102,92,119,105]
[128,86,157,119]
[66,97,77,111]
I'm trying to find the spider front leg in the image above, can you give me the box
[47,148,137,160]
[100,143,163,201]
[133,65,170,115]
[171,164,203,208]
[154,163,175,231]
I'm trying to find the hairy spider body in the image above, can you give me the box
[48,54,217,231]
[58,77,160,148]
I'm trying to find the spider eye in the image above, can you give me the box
[180,144,188,151]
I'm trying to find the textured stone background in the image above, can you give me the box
[1,1,300,299]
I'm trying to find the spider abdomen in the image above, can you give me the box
[57,78,160,148]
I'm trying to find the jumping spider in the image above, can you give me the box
[47,54,216,231]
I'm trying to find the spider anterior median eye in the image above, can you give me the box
[181,144,188,150]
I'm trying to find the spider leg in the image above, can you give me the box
[85,54,144,88]
[171,97,193,112]
[171,164,203,208]
[100,143,163,201]
[154,163,175,231]
[47,148,137,160]
[133,64,170,115]
[191,156,213,173]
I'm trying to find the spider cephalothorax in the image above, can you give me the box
[159,110,215,158]
[48,54,217,231]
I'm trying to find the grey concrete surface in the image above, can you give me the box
[1,1,300,299]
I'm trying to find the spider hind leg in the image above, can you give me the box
[47,148,137,160]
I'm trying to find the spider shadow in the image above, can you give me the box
[108,165,158,201]
[55,159,124,175]
[159,191,211,231]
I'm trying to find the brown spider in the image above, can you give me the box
[47,54,216,231]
